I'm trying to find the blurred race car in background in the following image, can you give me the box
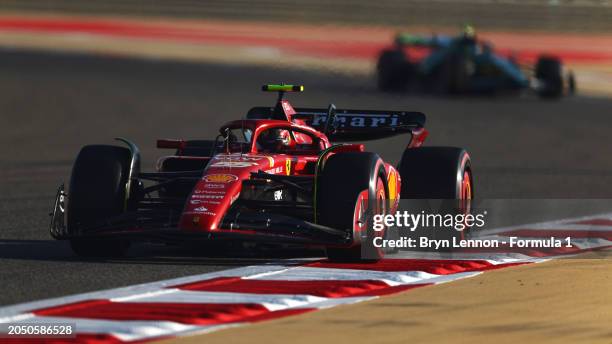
[50,84,473,261]
[377,25,576,98]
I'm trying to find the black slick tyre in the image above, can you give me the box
[377,49,411,92]
[535,56,563,99]
[317,152,389,262]
[67,145,131,257]
[397,147,473,245]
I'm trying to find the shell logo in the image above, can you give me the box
[388,170,397,200]
[203,174,238,183]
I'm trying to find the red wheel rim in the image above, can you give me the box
[459,170,472,240]
[461,170,472,201]
[373,177,386,257]
[352,176,386,258]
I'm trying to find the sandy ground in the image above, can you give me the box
[163,252,612,344]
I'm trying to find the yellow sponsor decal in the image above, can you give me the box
[267,156,274,168]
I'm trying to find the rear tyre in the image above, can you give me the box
[398,147,472,199]
[535,56,563,99]
[377,49,411,92]
[67,145,131,257]
[397,147,473,245]
[318,152,388,261]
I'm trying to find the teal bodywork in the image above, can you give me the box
[397,33,530,92]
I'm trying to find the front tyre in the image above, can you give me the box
[567,71,576,96]
[318,152,389,261]
[67,145,131,257]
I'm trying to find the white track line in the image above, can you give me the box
[111,290,328,311]
[248,267,441,284]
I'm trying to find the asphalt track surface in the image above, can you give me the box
[1,50,612,307]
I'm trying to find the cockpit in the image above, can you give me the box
[219,121,325,155]
[255,126,323,154]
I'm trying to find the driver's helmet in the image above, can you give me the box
[257,128,291,152]
[461,24,476,40]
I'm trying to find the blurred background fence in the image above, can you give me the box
[0,0,610,32]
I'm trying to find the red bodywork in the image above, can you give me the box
[47,92,430,253]
[155,102,414,240]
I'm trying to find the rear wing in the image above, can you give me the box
[246,106,425,142]
[292,107,425,142]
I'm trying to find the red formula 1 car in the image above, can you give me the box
[50,84,473,261]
